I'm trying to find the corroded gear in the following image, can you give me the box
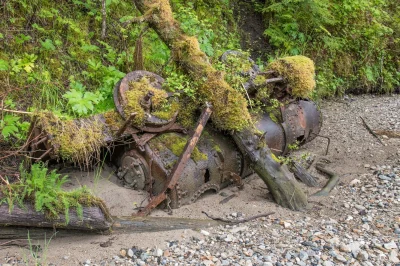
[190,183,220,204]
[117,150,149,190]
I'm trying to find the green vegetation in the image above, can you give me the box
[258,0,400,96]
[0,163,111,224]
[149,133,208,162]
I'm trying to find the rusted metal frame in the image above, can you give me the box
[131,133,157,152]
[116,113,137,137]
[135,104,213,216]
[310,133,331,156]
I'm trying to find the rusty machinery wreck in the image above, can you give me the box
[23,52,323,218]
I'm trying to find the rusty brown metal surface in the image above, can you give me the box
[135,105,213,216]
[114,70,164,119]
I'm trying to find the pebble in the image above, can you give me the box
[384,241,398,249]
[357,251,369,261]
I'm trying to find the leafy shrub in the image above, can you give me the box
[260,0,400,96]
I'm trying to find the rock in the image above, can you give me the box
[203,260,214,266]
[221,252,228,259]
[224,234,234,242]
[231,212,238,218]
[127,249,134,257]
[364,164,370,168]
[335,254,347,263]
[84,260,91,265]
[230,226,248,233]
[384,241,398,249]
[201,230,210,236]
[339,244,351,252]
[245,260,253,266]
[163,250,170,257]
[379,174,392,181]
[119,249,127,257]
[356,251,369,261]
[323,261,334,266]
[153,248,163,257]
[299,251,309,261]
[389,250,400,263]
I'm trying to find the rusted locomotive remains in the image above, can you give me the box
[24,53,322,216]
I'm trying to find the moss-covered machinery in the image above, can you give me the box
[25,51,322,214]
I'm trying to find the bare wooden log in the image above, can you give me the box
[0,204,112,231]
[290,162,319,187]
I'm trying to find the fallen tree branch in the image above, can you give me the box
[311,163,340,197]
[373,129,400,139]
[202,211,274,224]
[0,108,33,115]
[360,116,384,145]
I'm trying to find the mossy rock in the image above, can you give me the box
[267,55,316,98]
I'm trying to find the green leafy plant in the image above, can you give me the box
[63,82,104,116]
[0,163,106,224]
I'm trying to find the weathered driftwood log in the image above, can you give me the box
[0,216,221,240]
[290,162,319,187]
[233,130,308,210]
[0,204,112,231]
[131,0,308,210]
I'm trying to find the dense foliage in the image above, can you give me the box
[259,0,400,96]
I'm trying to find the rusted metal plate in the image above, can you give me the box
[255,114,286,155]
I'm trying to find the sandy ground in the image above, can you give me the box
[0,94,399,265]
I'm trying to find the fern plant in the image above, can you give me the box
[0,163,103,224]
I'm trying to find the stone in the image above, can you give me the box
[323,261,334,266]
[245,260,253,266]
[339,244,351,252]
[356,251,369,261]
[163,250,170,257]
[389,250,400,263]
[230,226,248,233]
[127,249,134,257]
[335,254,347,262]
[384,241,398,249]
[299,251,309,261]
[119,249,127,257]
[153,248,163,257]
[201,230,210,236]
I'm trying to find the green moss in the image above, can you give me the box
[150,133,208,162]
[103,110,125,133]
[254,75,267,86]
[267,55,316,98]
[124,77,178,126]
[199,71,251,131]
[35,111,106,167]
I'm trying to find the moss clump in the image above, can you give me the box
[199,71,251,131]
[103,110,125,133]
[254,75,267,86]
[124,77,176,126]
[176,98,200,129]
[152,100,180,121]
[35,112,105,167]
[267,55,316,98]
[223,52,253,73]
[150,133,208,162]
